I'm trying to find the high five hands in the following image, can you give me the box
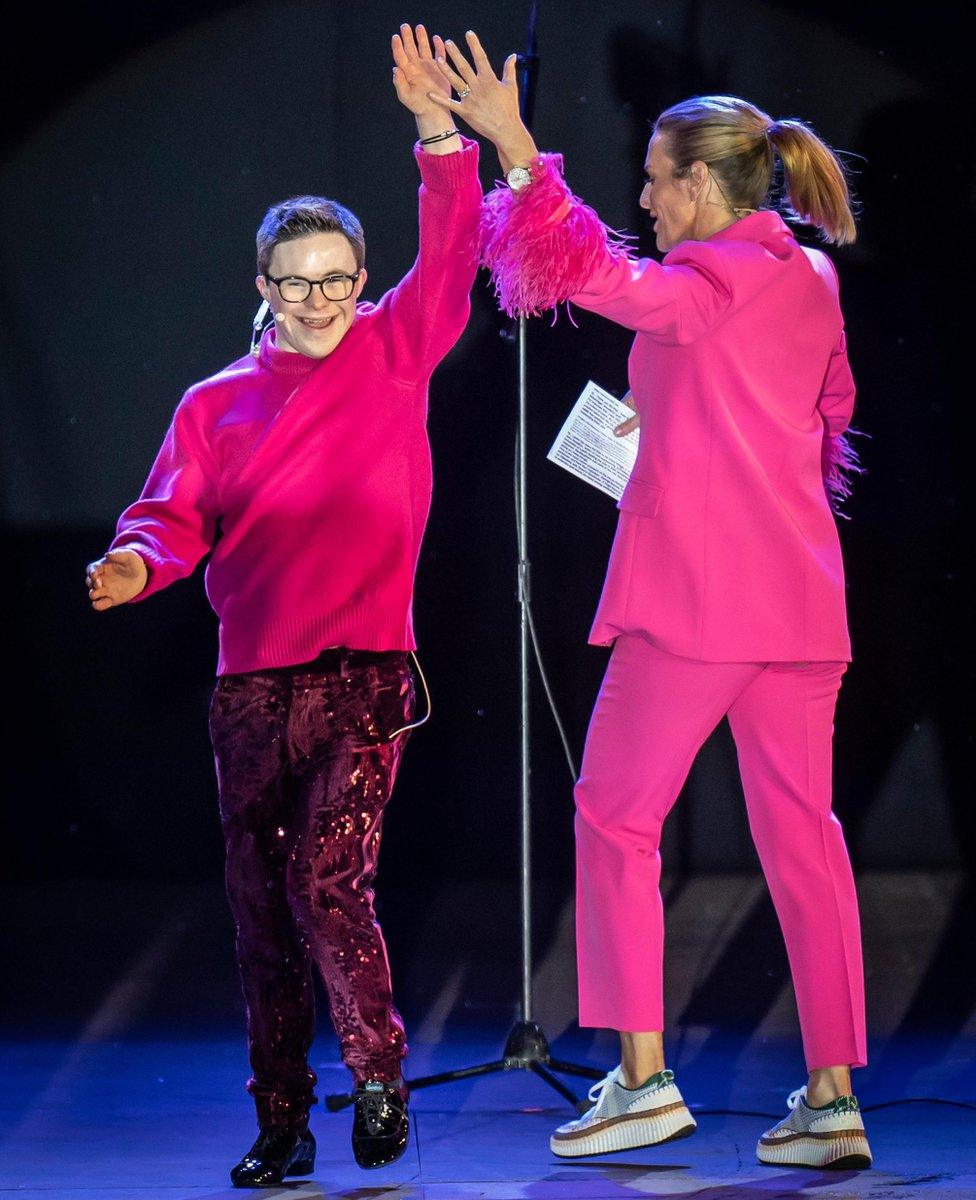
[425,31,539,171]
[425,28,638,434]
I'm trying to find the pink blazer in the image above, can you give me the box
[570,211,856,662]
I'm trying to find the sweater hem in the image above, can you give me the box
[216,603,417,675]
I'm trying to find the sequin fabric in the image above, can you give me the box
[209,648,415,1127]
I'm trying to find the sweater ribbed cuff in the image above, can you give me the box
[413,135,480,192]
[107,540,161,603]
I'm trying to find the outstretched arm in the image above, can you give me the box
[427,33,735,337]
[85,394,219,610]
[391,23,460,154]
[382,24,483,380]
[428,30,538,172]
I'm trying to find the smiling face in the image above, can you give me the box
[256,232,367,358]
[638,133,701,253]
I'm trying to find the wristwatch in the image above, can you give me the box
[506,165,533,193]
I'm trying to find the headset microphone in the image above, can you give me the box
[249,299,271,356]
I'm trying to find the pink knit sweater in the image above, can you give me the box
[110,138,482,674]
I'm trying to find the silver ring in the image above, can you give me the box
[457,87,471,100]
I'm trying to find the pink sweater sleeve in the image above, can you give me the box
[382,136,483,380]
[109,390,220,601]
[480,153,733,340]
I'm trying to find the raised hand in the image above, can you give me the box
[392,24,451,117]
[428,31,538,168]
[86,547,148,611]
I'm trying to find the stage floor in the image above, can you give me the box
[2,874,973,1197]
[2,1032,974,1198]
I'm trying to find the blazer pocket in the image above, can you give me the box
[617,476,664,518]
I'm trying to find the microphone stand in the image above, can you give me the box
[327,0,603,1115]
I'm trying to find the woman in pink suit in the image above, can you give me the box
[429,34,870,1170]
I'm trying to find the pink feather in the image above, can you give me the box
[480,153,629,317]
[822,429,866,517]
[483,154,866,517]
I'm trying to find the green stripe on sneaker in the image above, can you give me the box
[618,1069,674,1093]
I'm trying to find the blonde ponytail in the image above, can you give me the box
[655,96,857,245]
[766,119,856,246]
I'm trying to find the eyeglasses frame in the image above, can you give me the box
[263,270,362,303]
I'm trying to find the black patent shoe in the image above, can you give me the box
[230,1124,316,1188]
[352,1077,410,1169]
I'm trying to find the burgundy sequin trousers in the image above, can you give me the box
[209,650,415,1128]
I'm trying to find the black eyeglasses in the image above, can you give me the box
[264,271,361,303]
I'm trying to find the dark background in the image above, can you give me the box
[1,1,971,1030]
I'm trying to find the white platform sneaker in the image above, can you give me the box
[550,1067,696,1158]
[757,1087,872,1169]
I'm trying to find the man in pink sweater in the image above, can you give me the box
[84,25,481,1188]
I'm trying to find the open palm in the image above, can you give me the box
[391,24,450,116]
[425,30,538,170]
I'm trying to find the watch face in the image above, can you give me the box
[508,167,532,192]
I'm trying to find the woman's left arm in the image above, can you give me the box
[817,328,862,510]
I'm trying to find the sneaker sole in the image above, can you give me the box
[757,1133,872,1170]
[551,1104,697,1158]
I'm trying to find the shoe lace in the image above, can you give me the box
[585,1068,619,1109]
[787,1086,807,1111]
[585,1065,672,1110]
[356,1080,401,1127]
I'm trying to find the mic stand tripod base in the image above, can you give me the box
[324,1020,605,1112]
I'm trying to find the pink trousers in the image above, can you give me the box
[574,634,866,1070]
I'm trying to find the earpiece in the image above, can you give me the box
[275,312,285,321]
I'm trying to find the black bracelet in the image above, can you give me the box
[419,129,460,145]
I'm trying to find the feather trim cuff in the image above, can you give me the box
[480,153,628,317]
[823,430,866,516]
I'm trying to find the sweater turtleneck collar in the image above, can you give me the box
[257,325,322,376]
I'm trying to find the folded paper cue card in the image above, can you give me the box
[547,381,639,500]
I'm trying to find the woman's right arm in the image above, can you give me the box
[429,32,734,339]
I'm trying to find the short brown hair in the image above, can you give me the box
[256,196,365,275]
